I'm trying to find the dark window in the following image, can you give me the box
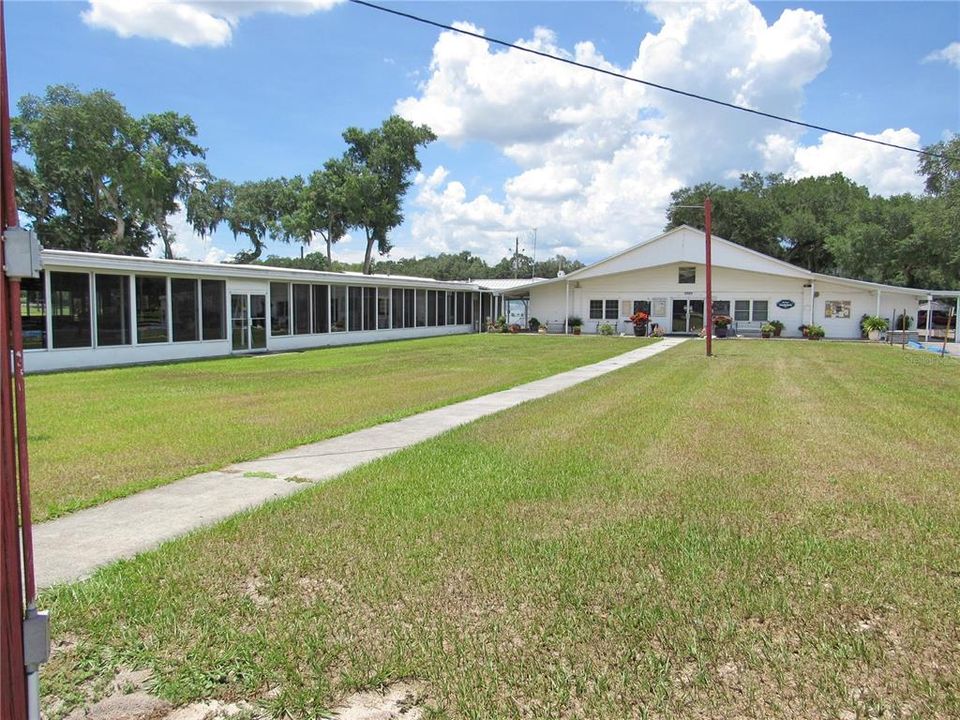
[752,300,769,322]
[378,288,390,329]
[51,272,92,349]
[21,273,46,350]
[734,300,750,322]
[293,284,311,335]
[95,274,131,346]
[465,292,474,324]
[312,285,329,333]
[392,288,403,328]
[348,286,363,331]
[589,300,603,319]
[633,300,651,315]
[171,278,199,342]
[447,292,456,324]
[604,299,618,320]
[201,280,226,341]
[712,300,730,316]
[415,289,427,327]
[331,285,346,332]
[363,287,377,330]
[427,290,437,327]
[437,291,447,326]
[270,282,290,336]
[457,291,466,324]
[404,289,415,328]
[679,266,696,284]
[136,276,167,344]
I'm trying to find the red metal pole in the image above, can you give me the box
[0,0,29,715]
[704,196,713,357]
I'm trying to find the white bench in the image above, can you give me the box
[734,320,763,337]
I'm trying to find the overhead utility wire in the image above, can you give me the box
[348,0,957,163]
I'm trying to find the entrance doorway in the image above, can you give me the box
[672,299,704,334]
[231,293,267,352]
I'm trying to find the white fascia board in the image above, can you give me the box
[38,250,480,292]
[810,272,960,298]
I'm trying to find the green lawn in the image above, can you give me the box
[27,334,641,520]
[41,341,960,718]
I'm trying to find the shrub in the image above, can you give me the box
[768,319,784,331]
[807,324,825,339]
[568,316,583,328]
[598,323,615,336]
[894,313,913,331]
[529,317,540,331]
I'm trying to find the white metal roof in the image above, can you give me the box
[38,249,481,292]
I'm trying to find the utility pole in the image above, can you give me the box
[513,236,520,279]
[531,227,537,279]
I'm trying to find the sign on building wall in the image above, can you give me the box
[776,299,795,309]
[824,300,851,319]
[652,298,667,316]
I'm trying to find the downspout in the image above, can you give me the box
[875,290,881,317]
[809,280,816,326]
[564,281,570,334]
[925,293,933,341]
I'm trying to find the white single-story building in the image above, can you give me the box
[21,250,486,373]
[486,225,960,339]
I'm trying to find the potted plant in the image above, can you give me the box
[761,322,775,339]
[629,310,650,337]
[529,317,540,333]
[861,315,888,341]
[798,324,810,338]
[651,324,665,337]
[568,316,583,336]
[713,314,732,338]
[768,319,784,337]
[807,324,825,340]
[598,322,615,336]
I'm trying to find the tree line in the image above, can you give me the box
[13,85,435,273]
[666,135,960,290]
[254,249,585,280]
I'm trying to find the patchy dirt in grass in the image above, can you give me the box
[328,681,426,719]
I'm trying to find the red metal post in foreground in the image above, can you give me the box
[704,196,713,357]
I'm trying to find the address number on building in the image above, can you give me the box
[776,299,795,309]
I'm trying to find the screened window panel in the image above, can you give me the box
[404,289,415,328]
[171,278,199,342]
[363,287,377,330]
[465,293,474,324]
[346,286,362,331]
[589,300,603,319]
[293,284,311,335]
[201,280,226,340]
[20,274,46,350]
[437,292,447,326]
[51,272,92,349]
[95,274,132,346]
[604,299,618,319]
[270,282,290,336]
[447,292,456,324]
[331,285,346,331]
[427,291,437,327]
[734,300,750,322]
[391,289,404,328]
[456,292,465,324]
[415,289,427,327]
[377,288,390,329]
[136,276,167,344]
[312,285,329,333]
[752,300,769,322]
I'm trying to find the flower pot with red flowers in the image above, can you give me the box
[713,314,732,338]
[629,310,650,337]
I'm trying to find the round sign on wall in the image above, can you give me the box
[776,299,796,309]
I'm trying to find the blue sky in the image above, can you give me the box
[6,1,959,264]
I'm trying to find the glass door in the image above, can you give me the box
[231,293,268,352]
[231,294,248,351]
[250,294,267,350]
[672,299,705,333]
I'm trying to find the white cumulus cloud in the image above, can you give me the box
[82,0,342,47]
[923,41,960,68]
[395,0,854,262]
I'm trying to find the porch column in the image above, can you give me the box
[926,293,933,341]
[809,281,816,326]
[564,282,570,334]
[956,296,959,342]
[875,290,881,316]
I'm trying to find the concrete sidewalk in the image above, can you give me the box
[34,337,688,588]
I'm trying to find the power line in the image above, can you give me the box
[348,0,957,163]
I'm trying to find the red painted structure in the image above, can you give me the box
[0,0,35,717]
[704,197,713,357]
